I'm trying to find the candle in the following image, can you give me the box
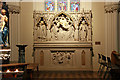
[6,69,10,72]
[15,69,19,72]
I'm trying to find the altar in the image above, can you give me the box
[33,10,93,71]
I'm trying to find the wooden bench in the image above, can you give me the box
[27,63,39,71]
[0,63,29,79]
[26,63,39,79]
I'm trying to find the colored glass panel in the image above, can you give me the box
[45,0,55,11]
[70,0,80,12]
[57,0,67,11]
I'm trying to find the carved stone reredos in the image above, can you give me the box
[33,10,92,42]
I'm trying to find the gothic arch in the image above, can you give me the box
[78,15,89,30]
[49,12,75,41]
[35,15,48,42]
[50,12,75,30]
[36,16,48,30]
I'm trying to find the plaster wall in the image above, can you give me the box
[92,2,105,71]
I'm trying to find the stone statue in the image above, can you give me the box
[79,20,87,41]
[50,14,75,41]
[50,23,58,40]
[37,20,47,41]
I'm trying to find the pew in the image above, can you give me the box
[111,51,120,78]
[0,63,29,79]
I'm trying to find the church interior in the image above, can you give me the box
[0,0,120,80]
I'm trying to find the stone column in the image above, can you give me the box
[118,8,120,53]
[104,2,119,56]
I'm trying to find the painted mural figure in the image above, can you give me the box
[79,20,87,41]
[0,9,8,46]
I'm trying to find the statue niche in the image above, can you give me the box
[35,17,47,42]
[78,16,89,41]
[50,13,75,41]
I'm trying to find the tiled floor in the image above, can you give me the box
[2,71,119,80]
[31,71,111,80]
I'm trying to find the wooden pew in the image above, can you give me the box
[0,63,29,79]
[111,51,120,67]
[111,51,120,78]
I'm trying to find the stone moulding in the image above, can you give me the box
[33,42,92,48]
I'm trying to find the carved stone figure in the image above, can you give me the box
[79,20,87,41]
[50,13,75,41]
[37,20,47,41]
[51,51,74,65]
[51,23,59,40]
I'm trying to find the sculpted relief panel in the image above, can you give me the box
[34,16,47,42]
[50,13,75,41]
[33,10,92,43]
[51,51,74,65]
[78,13,92,41]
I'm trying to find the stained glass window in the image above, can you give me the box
[57,0,68,11]
[45,0,55,11]
[70,0,80,12]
